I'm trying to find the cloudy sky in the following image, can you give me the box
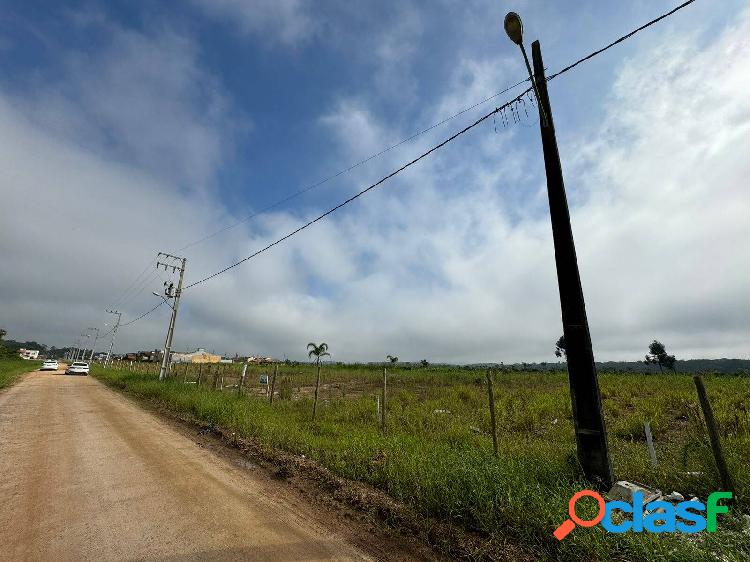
[2,0,749,362]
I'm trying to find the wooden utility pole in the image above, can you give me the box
[486,370,499,457]
[238,364,247,395]
[381,367,388,432]
[269,364,278,404]
[530,39,613,487]
[693,376,734,494]
[644,421,658,467]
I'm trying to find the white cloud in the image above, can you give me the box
[189,0,319,46]
[2,6,749,365]
[34,26,239,193]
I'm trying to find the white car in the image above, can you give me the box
[66,362,90,375]
[40,360,59,371]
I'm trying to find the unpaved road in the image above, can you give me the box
[0,370,390,561]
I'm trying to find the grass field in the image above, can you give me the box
[0,358,39,389]
[93,361,750,561]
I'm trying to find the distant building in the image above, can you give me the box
[19,348,39,360]
[171,348,221,364]
[246,355,278,364]
[134,350,162,362]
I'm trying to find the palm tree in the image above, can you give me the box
[386,355,398,364]
[307,342,330,420]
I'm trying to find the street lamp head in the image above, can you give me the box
[504,12,524,46]
[152,291,161,298]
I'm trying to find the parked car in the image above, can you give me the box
[66,362,89,375]
[40,360,59,371]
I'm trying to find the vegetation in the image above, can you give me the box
[555,335,566,358]
[307,342,330,420]
[644,340,677,373]
[0,357,39,389]
[93,361,750,561]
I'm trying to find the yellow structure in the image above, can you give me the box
[171,348,221,364]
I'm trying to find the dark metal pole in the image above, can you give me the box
[381,366,387,433]
[269,364,278,404]
[486,370,499,457]
[531,40,613,487]
[693,376,734,494]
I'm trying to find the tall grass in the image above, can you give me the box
[0,358,39,389]
[93,364,750,561]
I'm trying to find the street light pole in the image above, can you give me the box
[105,310,121,367]
[157,253,187,381]
[504,13,613,487]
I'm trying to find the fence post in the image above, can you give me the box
[381,366,387,433]
[269,364,278,404]
[693,375,734,495]
[196,363,203,386]
[212,365,219,390]
[238,364,247,395]
[486,369,499,457]
[644,421,658,467]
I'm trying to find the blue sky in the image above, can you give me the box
[2,1,749,362]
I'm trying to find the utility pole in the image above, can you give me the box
[82,330,92,360]
[156,253,187,381]
[87,327,100,361]
[105,310,121,367]
[70,338,79,362]
[75,332,89,361]
[504,13,613,487]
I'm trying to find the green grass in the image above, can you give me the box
[93,362,750,561]
[0,357,39,389]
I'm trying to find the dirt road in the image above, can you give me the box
[0,370,387,561]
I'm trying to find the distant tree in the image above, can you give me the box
[0,328,9,358]
[555,335,566,358]
[420,359,429,367]
[644,340,676,373]
[386,355,398,364]
[307,342,330,420]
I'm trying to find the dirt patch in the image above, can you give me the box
[129,393,535,561]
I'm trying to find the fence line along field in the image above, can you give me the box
[94,361,750,561]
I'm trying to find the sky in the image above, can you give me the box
[1,0,749,363]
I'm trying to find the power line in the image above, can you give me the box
[546,0,697,81]
[108,259,157,310]
[116,0,699,325]
[120,302,165,327]
[175,77,532,253]
[103,79,536,324]
[184,88,532,291]
[174,0,698,257]
[182,0,699,292]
